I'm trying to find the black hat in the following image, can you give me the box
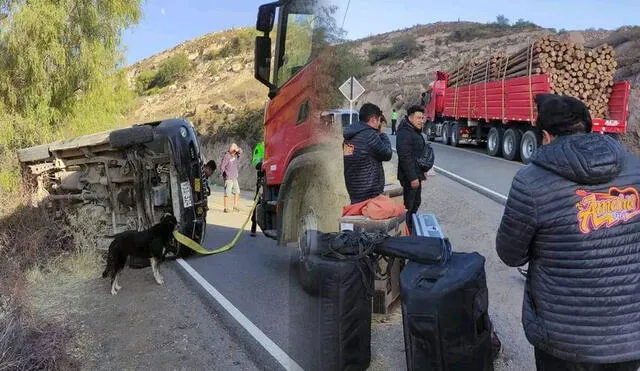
[534,94,592,136]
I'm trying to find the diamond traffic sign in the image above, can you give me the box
[339,77,365,102]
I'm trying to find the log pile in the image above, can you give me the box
[445,35,617,118]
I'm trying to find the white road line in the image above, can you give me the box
[176,258,304,371]
[391,147,508,204]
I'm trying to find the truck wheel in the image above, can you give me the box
[520,130,540,165]
[451,123,460,147]
[503,128,522,161]
[292,171,343,296]
[442,123,451,145]
[425,123,436,141]
[109,125,155,149]
[294,212,321,296]
[487,127,503,157]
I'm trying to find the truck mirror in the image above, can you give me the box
[256,3,277,33]
[255,35,275,91]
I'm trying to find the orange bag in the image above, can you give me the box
[342,195,406,220]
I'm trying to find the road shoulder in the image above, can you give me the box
[26,251,259,370]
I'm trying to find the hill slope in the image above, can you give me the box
[123,22,640,164]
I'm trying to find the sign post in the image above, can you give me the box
[338,77,365,125]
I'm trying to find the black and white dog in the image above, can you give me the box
[102,213,178,295]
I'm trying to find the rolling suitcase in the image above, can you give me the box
[400,252,493,371]
[294,231,377,371]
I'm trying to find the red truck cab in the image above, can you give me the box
[254,1,346,246]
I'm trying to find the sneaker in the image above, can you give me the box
[233,207,240,212]
[491,330,502,359]
[224,208,230,213]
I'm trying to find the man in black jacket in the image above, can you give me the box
[397,105,432,232]
[496,94,640,370]
[343,103,393,204]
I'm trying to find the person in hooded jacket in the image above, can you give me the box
[343,103,393,204]
[496,93,640,370]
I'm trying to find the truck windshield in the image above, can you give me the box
[275,4,315,88]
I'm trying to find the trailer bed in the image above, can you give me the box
[441,74,630,132]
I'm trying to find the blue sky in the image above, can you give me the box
[121,0,640,65]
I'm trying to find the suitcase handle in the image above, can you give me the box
[413,266,448,289]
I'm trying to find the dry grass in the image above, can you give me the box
[0,184,105,370]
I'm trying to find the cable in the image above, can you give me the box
[340,0,351,31]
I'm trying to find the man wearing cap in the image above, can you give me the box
[496,94,640,370]
[343,102,393,204]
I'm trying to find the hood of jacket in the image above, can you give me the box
[344,121,376,140]
[530,133,626,185]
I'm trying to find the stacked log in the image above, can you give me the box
[445,35,617,118]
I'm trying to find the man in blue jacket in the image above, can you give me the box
[343,103,393,204]
[496,94,640,370]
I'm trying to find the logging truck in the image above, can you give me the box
[422,36,631,164]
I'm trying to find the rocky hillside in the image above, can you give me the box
[342,22,640,152]
[125,27,266,133]
[123,21,640,182]
[125,27,268,190]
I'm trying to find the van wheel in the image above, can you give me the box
[503,128,523,161]
[487,127,503,157]
[109,125,154,149]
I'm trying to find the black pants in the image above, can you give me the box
[535,348,640,371]
[391,119,397,135]
[400,180,421,233]
[251,171,264,235]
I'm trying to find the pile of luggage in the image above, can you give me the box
[294,213,498,371]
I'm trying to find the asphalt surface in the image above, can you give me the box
[386,129,523,197]
[176,131,534,370]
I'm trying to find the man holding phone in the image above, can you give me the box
[342,103,393,204]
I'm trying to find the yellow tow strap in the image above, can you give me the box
[173,193,259,255]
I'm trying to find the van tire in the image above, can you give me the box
[109,125,155,149]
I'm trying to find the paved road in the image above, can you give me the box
[385,129,523,196]
[176,137,535,370]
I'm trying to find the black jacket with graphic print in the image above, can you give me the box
[496,133,640,363]
[343,121,393,204]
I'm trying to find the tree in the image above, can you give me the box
[496,15,509,26]
[0,0,143,149]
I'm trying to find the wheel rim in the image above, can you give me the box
[504,134,513,155]
[452,128,458,144]
[488,131,497,152]
[442,126,449,142]
[522,135,535,160]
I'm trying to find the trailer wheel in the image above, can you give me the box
[487,127,503,157]
[442,123,451,145]
[503,128,522,161]
[425,122,436,141]
[451,123,460,147]
[520,130,540,165]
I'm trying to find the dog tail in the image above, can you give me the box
[102,239,117,278]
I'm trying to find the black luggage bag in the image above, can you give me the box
[400,252,493,371]
[294,231,378,371]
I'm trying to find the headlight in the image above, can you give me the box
[180,127,188,138]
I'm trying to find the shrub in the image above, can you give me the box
[368,37,422,65]
[135,69,157,94]
[149,53,192,89]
